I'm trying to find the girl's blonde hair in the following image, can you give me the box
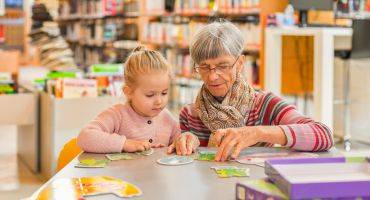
[123,46,172,88]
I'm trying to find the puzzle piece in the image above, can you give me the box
[236,152,319,167]
[157,155,194,166]
[136,148,154,156]
[197,150,216,161]
[75,158,110,168]
[211,166,250,178]
[106,153,133,161]
[36,176,142,199]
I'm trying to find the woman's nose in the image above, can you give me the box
[208,69,219,81]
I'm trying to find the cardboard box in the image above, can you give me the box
[265,157,370,199]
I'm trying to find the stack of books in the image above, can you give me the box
[29,3,77,70]
[58,0,125,18]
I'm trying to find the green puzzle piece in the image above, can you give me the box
[197,150,217,161]
[75,158,110,168]
[198,153,216,161]
[215,168,249,178]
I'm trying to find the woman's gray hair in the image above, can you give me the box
[190,20,244,65]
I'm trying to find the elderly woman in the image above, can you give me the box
[167,21,333,161]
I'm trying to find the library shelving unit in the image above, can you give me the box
[57,0,141,68]
[56,0,288,114]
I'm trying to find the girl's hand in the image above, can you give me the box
[122,139,151,152]
[150,143,165,148]
[167,132,200,155]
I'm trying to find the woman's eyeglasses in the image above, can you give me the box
[194,56,239,75]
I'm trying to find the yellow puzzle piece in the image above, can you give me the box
[37,176,142,200]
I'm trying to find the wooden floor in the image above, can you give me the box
[0,126,45,200]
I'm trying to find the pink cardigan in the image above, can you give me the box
[77,103,180,153]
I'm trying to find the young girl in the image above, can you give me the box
[77,46,180,153]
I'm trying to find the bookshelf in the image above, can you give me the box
[56,0,288,114]
[57,0,140,68]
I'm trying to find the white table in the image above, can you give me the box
[264,27,353,130]
[30,147,338,200]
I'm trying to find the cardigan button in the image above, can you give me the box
[149,139,153,143]
[147,120,152,124]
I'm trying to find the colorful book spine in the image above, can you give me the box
[56,78,98,99]
[144,21,260,49]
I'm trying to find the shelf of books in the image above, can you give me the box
[54,0,287,115]
[32,65,125,178]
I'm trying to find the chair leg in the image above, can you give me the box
[343,60,351,151]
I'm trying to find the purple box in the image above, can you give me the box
[265,157,370,199]
[236,179,288,200]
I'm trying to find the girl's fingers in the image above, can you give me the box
[137,145,145,152]
[151,143,165,148]
[142,142,150,150]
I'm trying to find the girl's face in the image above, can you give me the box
[124,72,170,118]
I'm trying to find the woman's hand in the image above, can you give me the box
[167,132,200,155]
[122,139,151,152]
[213,127,260,161]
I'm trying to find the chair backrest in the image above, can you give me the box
[56,138,82,172]
[351,19,370,59]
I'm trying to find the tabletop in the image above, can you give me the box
[31,147,339,200]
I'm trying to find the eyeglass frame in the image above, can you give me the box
[193,56,240,76]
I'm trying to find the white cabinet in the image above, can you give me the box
[0,93,39,173]
[40,92,123,178]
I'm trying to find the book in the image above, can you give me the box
[55,78,98,98]
[0,73,16,94]
[173,0,260,14]
[144,21,260,49]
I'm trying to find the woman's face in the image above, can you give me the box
[196,55,244,97]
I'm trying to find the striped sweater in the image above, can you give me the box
[179,91,333,152]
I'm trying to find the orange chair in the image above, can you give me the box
[56,138,82,172]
